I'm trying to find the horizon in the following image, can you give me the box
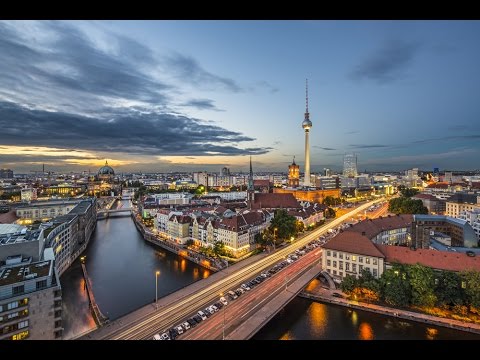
[1,21,480,173]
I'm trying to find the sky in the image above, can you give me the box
[1,20,480,174]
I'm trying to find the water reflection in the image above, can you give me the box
[309,302,327,338]
[426,327,438,340]
[358,322,374,340]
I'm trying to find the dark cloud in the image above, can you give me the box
[181,99,222,111]
[411,134,480,145]
[349,144,389,149]
[350,39,420,84]
[165,52,242,92]
[313,146,336,151]
[0,101,270,156]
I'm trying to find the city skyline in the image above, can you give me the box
[1,20,480,173]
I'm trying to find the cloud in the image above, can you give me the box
[181,99,222,111]
[255,81,279,94]
[165,52,242,92]
[344,130,360,135]
[313,146,336,151]
[350,39,421,84]
[0,101,270,157]
[349,144,389,149]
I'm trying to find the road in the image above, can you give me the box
[181,245,322,340]
[88,198,383,340]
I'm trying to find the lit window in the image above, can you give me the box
[352,255,357,261]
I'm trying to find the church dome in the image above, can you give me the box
[98,160,115,176]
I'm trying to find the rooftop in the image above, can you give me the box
[253,193,301,209]
[0,260,52,287]
[0,228,42,246]
[344,214,413,239]
[377,245,480,272]
[323,231,385,258]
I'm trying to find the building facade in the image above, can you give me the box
[343,153,358,177]
[288,158,300,188]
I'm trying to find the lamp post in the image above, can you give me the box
[155,271,160,309]
[220,292,226,340]
[273,227,278,251]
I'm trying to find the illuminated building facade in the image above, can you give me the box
[288,157,300,188]
[343,153,358,177]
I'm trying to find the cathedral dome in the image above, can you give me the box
[98,160,115,176]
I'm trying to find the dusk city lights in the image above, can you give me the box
[1,20,480,341]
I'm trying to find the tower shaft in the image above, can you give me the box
[304,130,311,187]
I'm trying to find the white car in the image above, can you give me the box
[153,334,161,340]
[182,321,190,330]
[220,296,229,305]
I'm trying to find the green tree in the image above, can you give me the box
[269,209,298,241]
[380,265,411,307]
[435,271,464,306]
[323,196,337,207]
[400,188,419,198]
[296,221,305,233]
[340,275,359,295]
[213,240,225,257]
[325,207,336,218]
[461,270,480,308]
[388,197,428,214]
[408,264,437,308]
[185,239,194,247]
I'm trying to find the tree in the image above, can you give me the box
[388,197,428,214]
[399,187,419,198]
[325,207,336,218]
[185,239,194,248]
[213,240,225,257]
[340,275,358,295]
[380,265,411,307]
[323,196,337,207]
[461,270,480,308]
[435,271,464,306]
[269,209,298,241]
[296,221,305,233]
[407,264,437,308]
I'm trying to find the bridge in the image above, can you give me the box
[80,199,381,340]
[97,207,132,214]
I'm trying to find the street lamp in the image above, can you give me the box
[273,227,278,251]
[220,292,226,340]
[80,256,86,264]
[155,271,160,309]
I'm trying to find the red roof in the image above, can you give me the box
[323,232,385,258]
[254,180,270,187]
[216,212,264,232]
[344,214,413,239]
[377,245,480,272]
[412,194,439,201]
[427,183,449,189]
[0,210,18,224]
[253,193,301,209]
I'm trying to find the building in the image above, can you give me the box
[193,172,208,187]
[273,187,341,204]
[0,228,63,340]
[347,214,413,246]
[302,79,313,187]
[445,193,480,218]
[288,157,300,188]
[343,153,357,177]
[322,231,385,280]
[21,188,37,202]
[411,214,478,249]
[0,169,13,179]
[15,199,84,224]
[324,168,332,177]
[315,176,339,190]
[412,193,446,214]
[220,167,230,176]
[458,209,480,242]
[97,160,115,182]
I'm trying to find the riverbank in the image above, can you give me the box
[131,211,220,272]
[300,283,480,335]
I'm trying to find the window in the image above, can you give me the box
[359,265,363,272]
[373,268,378,277]
[7,301,19,310]
[352,255,357,262]
[36,280,47,290]
[18,320,28,329]
[327,260,331,266]
[333,252,337,258]
[13,286,24,295]
[366,258,370,264]
[373,258,378,265]
[339,253,343,259]
[333,261,337,268]
[345,254,350,260]
[327,251,331,257]
[359,256,363,263]
[333,270,337,275]
[339,272,343,277]
[352,264,357,273]
[339,261,343,270]
[11,330,29,340]
[346,263,350,271]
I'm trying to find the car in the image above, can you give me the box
[467,251,476,257]
[214,301,223,309]
[153,333,161,340]
[197,310,207,320]
[175,325,184,334]
[220,296,228,306]
[186,318,197,328]
[228,290,238,300]
[332,292,344,298]
[193,314,203,323]
[241,283,251,291]
[182,321,191,331]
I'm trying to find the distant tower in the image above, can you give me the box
[247,156,255,209]
[302,79,313,187]
[343,153,358,177]
[288,156,300,188]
